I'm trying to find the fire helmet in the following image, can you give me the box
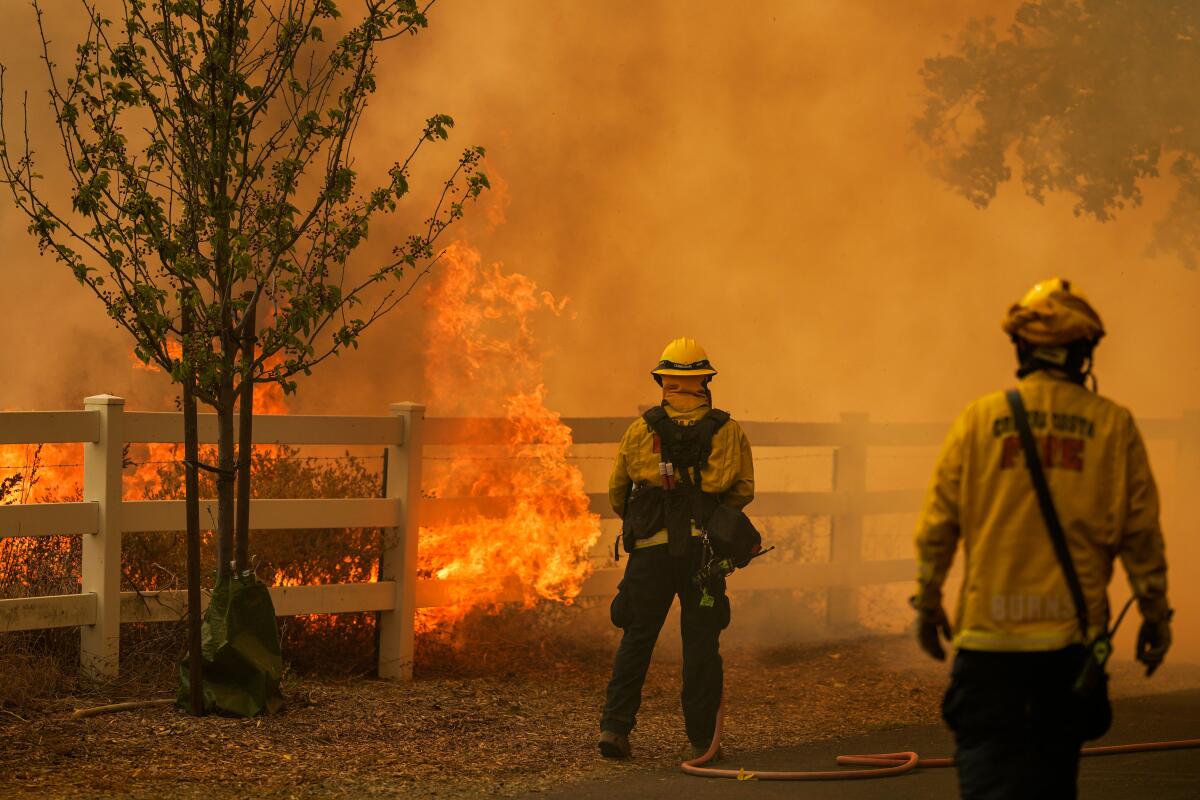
[1002,278,1105,346]
[651,337,718,385]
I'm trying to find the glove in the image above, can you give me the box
[913,602,952,662]
[1136,612,1173,677]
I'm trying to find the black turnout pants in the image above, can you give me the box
[943,647,1093,800]
[600,542,729,747]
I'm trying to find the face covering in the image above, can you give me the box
[662,376,710,412]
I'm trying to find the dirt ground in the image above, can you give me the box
[3,628,1198,800]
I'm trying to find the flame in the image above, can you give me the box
[1,246,605,633]
[122,353,290,499]
[0,353,326,602]
[0,442,83,504]
[253,376,288,416]
[130,339,183,372]
[1,349,290,505]
[417,242,600,630]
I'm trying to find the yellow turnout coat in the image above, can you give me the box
[914,372,1170,651]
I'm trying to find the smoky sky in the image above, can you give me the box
[1,0,1196,422]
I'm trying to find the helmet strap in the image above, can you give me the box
[1014,338,1097,389]
[1083,352,1099,393]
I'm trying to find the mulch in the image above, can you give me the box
[0,628,940,798]
[3,614,1194,800]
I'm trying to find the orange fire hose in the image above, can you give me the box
[681,701,1200,780]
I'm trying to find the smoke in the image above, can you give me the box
[1,2,1198,666]
[3,1,1196,415]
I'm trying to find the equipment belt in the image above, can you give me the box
[633,527,703,550]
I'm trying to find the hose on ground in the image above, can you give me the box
[70,698,175,720]
[681,701,1200,780]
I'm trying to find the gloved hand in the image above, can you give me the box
[914,604,953,662]
[1136,612,1173,677]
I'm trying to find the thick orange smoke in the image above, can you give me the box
[416,241,600,629]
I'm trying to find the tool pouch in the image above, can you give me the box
[667,488,722,557]
[705,504,763,568]
[1072,635,1113,740]
[620,484,666,552]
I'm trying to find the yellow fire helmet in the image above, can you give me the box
[1002,278,1105,346]
[651,337,718,383]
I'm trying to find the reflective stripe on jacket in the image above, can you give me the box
[914,371,1169,652]
[608,404,755,535]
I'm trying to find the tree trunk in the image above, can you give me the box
[215,378,236,579]
[182,305,204,716]
[372,447,388,672]
[234,303,256,574]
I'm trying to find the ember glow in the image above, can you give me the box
[416,242,601,630]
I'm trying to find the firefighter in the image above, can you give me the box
[913,278,1173,799]
[598,337,754,761]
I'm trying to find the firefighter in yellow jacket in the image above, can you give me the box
[913,279,1172,799]
[598,337,754,760]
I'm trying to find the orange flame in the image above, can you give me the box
[417,242,600,630]
[1,348,290,505]
[0,442,83,504]
[130,339,183,372]
[123,351,290,499]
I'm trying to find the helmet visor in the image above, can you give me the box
[651,359,718,377]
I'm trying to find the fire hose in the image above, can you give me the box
[681,701,1200,780]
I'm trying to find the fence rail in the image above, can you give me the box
[0,395,425,681]
[3,398,1198,682]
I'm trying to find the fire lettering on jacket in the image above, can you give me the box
[1000,434,1085,472]
[992,412,1095,438]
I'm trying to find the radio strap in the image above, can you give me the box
[1005,389,1090,639]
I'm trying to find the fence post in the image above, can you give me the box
[379,402,425,680]
[828,412,868,630]
[81,394,124,681]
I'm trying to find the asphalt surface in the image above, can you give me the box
[523,689,1200,799]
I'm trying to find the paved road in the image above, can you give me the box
[524,690,1200,799]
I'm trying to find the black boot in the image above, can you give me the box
[599,730,632,759]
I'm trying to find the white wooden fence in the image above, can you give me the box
[3,398,1198,682]
[0,395,424,681]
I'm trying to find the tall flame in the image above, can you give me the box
[418,242,600,629]
[1,243,603,630]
